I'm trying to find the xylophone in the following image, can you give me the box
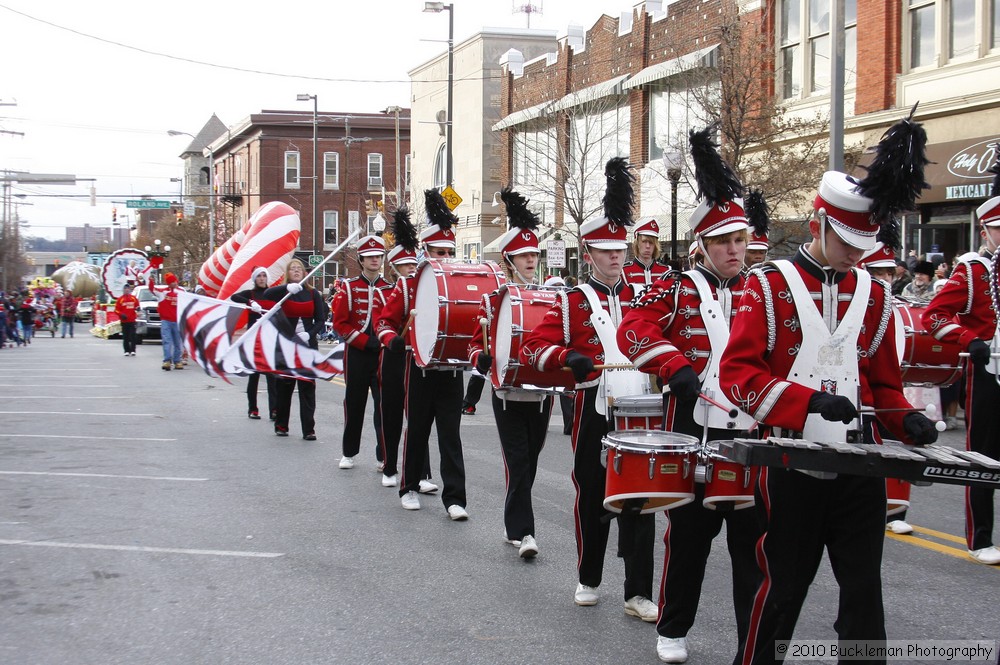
[718,438,1000,489]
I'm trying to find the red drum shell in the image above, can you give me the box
[489,285,577,391]
[703,442,756,511]
[612,394,663,431]
[886,477,911,517]
[603,430,699,514]
[411,260,504,369]
[896,300,963,386]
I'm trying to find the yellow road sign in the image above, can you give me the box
[440,186,463,211]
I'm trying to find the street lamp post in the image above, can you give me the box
[167,129,216,254]
[424,2,454,187]
[662,150,684,263]
[296,94,319,256]
[144,239,172,282]
[383,106,403,206]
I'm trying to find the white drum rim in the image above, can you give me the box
[703,495,755,510]
[604,430,699,450]
[613,394,663,407]
[886,500,910,516]
[604,492,695,514]
[493,288,515,388]
[413,262,441,366]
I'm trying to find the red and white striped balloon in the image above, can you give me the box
[216,202,301,300]
[198,214,255,296]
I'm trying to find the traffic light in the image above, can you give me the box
[364,199,374,216]
[112,207,117,224]
[175,210,183,224]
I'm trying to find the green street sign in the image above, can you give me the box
[126,200,171,209]
[308,255,323,267]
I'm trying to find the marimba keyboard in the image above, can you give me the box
[717,438,1000,488]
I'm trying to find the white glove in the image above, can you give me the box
[286,282,303,295]
[249,301,263,314]
[297,331,310,344]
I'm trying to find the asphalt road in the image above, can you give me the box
[1,334,998,664]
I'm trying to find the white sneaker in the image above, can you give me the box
[574,583,598,606]
[338,456,355,470]
[375,461,385,473]
[447,504,469,521]
[968,546,1000,565]
[381,474,398,487]
[656,636,689,663]
[946,416,960,431]
[401,491,421,510]
[502,531,521,547]
[518,534,538,559]
[625,595,659,622]
[886,520,913,535]
[130,352,136,356]
[418,479,439,494]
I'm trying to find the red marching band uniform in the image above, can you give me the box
[622,217,671,289]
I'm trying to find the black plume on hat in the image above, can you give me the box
[744,188,770,238]
[602,157,636,227]
[423,189,458,232]
[392,206,419,252]
[988,154,1000,198]
[689,124,744,206]
[499,186,540,232]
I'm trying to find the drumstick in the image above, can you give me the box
[958,352,1000,357]
[480,317,489,356]
[560,363,635,372]
[859,404,947,432]
[403,309,417,335]
[698,392,739,419]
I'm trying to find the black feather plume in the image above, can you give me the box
[499,186,540,232]
[392,206,419,252]
[602,157,635,227]
[856,103,930,222]
[689,124,744,205]
[877,215,901,251]
[989,154,1000,198]
[423,189,458,232]
[744,188,770,238]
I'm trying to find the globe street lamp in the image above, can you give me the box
[144,239,171,281]
[662,149,684,262]
[296,94,319,256]
[167,129,216,253]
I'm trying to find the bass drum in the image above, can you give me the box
[489,285,576,391]
[895,300,963,387]
[411,260,504,369]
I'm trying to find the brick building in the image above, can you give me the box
[495,0,1000,264]
[204,110,410,280]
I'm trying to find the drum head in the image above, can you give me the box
[604,429,699,452]
[493,287,514,386]
[412,261,440,365]
[613,394,663,411]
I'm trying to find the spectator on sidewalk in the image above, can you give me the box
[58,290,77,338]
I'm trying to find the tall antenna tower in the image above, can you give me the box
[513,1,543,28]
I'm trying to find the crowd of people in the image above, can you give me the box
[0,288,85,348]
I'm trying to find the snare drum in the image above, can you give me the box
[886,477,911,517]
[702,441,756,511]
[411,260,504,369]
[602,430,699,514]
[895,300,963,386]
[489,285,576,391]
[612,394,663,431]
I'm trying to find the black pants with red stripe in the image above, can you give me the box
[342,344,383,461]
[735,469,886,665]
[965,364,1000,550]
[493,392,552,540]
[378,349,406,477]
[400,362,466,509]
[573,386,655,600]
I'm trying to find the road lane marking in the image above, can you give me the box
[0,385,119,388]
[887,530,999,569]
[0,471,207,481]
[911,524,967,545]
[0,411,156,417]
[0,396,133,400]
[0,369,113,372]
[1,434,175,442]
[0,539,283,558]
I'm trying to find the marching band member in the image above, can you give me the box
[720,113,938,665]
[375,208,434,491]
[623,217,669,291]
[230,266,278,420]
[743,190,770,270]
[521,158,657,620]
[922,160,1000,566]
[262,259,327,440]
[468,187,552,559]
[618,128,761,664]
[332,235,391,470]
[380,190,467,520]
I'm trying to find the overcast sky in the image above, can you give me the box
[0,0,632,241]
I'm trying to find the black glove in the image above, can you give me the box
[666,366,700,402]
[364,336,380,352]
[387,335,405,354]
[903,412,938,446]
[564,351,595,383]
[967,339,991,366]
[475,352,492,375]
[808,392,858,424]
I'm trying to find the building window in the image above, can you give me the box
[994,0,1000,48]
[778,0,856,99]
[649,81,712,162]
[324,152,339,189]
[199,166,210,187]
[367,153,383,188]
[284,151,300,188]
[323,210,339,249]
[950,0,976,58]
[909,0,993,69]
[433,144,447,189]
[404,154,412,192]
[464,242,481,262]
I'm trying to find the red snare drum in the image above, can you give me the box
[411,260,504,369]
[895,300,963,386]
[702,442,756,511]
[602,430,699,514]
[612,394,663,431]
[489,285,576,391]
[886,477,911,517]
